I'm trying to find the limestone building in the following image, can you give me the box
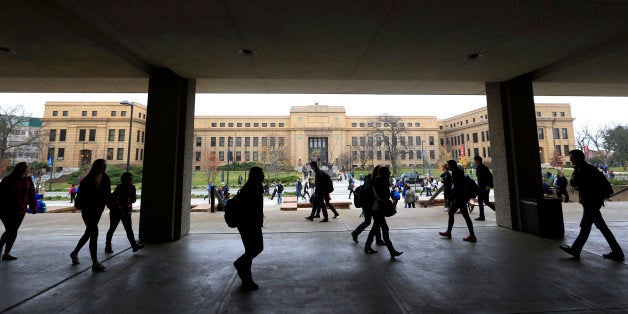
[40,102,147,170]
[439,103,575,165]
[41,102,574,171]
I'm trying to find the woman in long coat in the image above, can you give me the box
[0,162,37,260]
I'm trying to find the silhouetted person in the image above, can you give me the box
[440,163,452,210]
[559,150,624,260]
[439,160,477,242]
[68,184,77,203]
[0,162,37,260]
[70,159,111,272]
[364,166,403,259]
[351,165,383,244]
[234,166,265,291]
[105,172,143,254]
[553,170,569,203]
[473,156,495,221]
[305,161,333,222]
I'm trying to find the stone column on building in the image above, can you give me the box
[485,75,544,231]
[139,68,195,242]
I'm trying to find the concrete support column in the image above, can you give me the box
[485,75,542,231]
[139,68,195,242]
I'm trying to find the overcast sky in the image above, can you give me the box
[0,93,625,131]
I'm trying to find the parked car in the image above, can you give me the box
[398,172,419,184]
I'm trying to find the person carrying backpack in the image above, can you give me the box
[559,150,624,261]
[104,172,143,254]
[305,161,335,222]
[473,156,495,221]
[439,160,477,243]
[233,166,266,290]
[350,166,384,244]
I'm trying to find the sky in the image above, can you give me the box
[0,93,625,132]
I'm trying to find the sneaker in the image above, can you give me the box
[132,243,144,253]
[602,251,625,261]
[438,231,452,239]
[351,232,358,243]
[463,235,477,242]
[364,247,378,254]
[92,262,106,272]
[390,250,403,259]
[319,218,329,223]
[305,216,313,221]
[70,251,80,265]
[475,217,485,221]
[2,254,17,261]
[105,244,113,254]
[333,213,339,219]
[559,245,580,259]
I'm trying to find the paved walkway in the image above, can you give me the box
[1,201,626,313]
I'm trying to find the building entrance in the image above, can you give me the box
[308,137,328,166]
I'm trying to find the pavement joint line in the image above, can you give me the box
[1,247,133,313]
[214,270,239,314]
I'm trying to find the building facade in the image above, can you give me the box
[40,102,575,171]
[3,117,42,163]
[439,103,575,165]
[40,102,147,170]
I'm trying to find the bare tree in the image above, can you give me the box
[584,126,609,163]
[0,105,42,174]
[203,150,219,183]
[364,115,407,175]
[575,126,591,151]
[260,135,291,178]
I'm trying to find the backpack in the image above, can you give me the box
[595,170,614,199]
[353,185,363,208]
[464,176,479,200]
[324,173,334,193]
[224,191,243,228]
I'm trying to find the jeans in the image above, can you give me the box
[235,227,263,282]
[106,210,138,248]
[366,211,396,253]
[309,194,327,219]
[277,192,283,204]
[477,188,495,218]
[446,200,475,236]
[571,202,622,253]
[74,208,104,263]
[0,214,25,254]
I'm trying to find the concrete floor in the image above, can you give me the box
[0,201,626,313]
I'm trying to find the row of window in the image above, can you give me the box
[536,111,566,118]
[554,145,571,156]
[208,122,285,128]
[48,147,145,161]
[350,136,435,147]
[451,146,492,160]
[350,122,422,128]
[537,128,568,140]
[52,110,146,119]
[349,150,436,161]
[443,114,489,130]
[49,129,145,143]
[195,136,285,147]
[444,130,490,147]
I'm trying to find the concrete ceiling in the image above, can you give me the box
[1,0,627,95]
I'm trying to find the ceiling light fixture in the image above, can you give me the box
[465,53,484,61]
[238,49,258,56]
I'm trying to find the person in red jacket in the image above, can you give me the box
[0,162,37,261]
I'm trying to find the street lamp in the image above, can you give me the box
[48,146,55,191]
[120,100,135,171]
[421,140,426,176]
[346,144,352,171]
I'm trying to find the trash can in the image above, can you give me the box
[520,197,564,239]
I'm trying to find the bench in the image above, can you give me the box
[280,203,298,211]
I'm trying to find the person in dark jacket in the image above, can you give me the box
[351,166,383,244]
[0,162,37,261]
[440,163,452,210]
[305,161,334,222]
[105,172,143,254]
[364,166,403,259]
[473,156,495,221]
[553,170,569,203]
[70,159,111,272]
[439,160,477,242]
[234,166,265,291]
[559,150,624,261]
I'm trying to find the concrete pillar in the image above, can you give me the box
[485,75,543,231]
[139,68,195,242]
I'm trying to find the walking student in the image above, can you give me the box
[105,172,143,254]
[553,170,569,203]
[559,150,624,261]
[276,181,284,204]
[439,160,477,242]
[0,162,37,261]
[70,159,111,272]
[351,166,383,244]
[305,161,334,222]
[364,166,403,259]
[68,184,78,203]
[234,166,266,291]
[473,156,495,221]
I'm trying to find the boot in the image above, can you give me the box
[105,242,113,253]
[364,239,377,254]
[387,242,403,259]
